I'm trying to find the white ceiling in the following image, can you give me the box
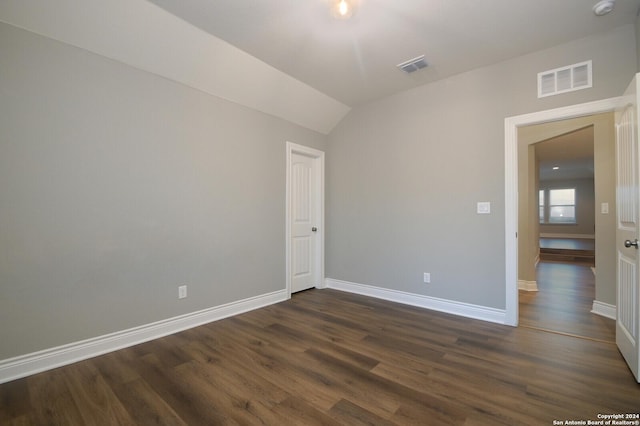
[148,0,640,106]
[0,0,351,134]
[536,126,594,181]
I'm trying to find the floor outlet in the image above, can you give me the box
[178,285,187,299]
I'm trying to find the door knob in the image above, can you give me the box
[311,227,317,232]
[624,239,639,248]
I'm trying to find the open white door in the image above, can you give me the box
[615,74,640,383]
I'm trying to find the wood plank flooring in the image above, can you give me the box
[519,261,615,342]
[1,289,639,425]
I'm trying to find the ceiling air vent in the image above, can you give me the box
[537,60,592,98]
[397,55,428,74]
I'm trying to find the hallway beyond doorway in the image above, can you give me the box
[519,261,614,342]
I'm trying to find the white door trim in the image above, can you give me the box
[286,142,325,298]
[504,97,621,326]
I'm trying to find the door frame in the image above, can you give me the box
[285,141,325,299]
[504,97,620,326]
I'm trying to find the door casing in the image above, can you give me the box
[504,97,621,326]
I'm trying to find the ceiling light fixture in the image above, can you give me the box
[552,166,560,170]
[593,0,615,16]
[331,0,354,19]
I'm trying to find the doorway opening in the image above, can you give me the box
[504,97,620,327]
[517,123,613,341]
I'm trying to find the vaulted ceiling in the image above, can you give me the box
[1,0,639,134]
[149,0,640,106]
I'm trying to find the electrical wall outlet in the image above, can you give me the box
[178,285,187,299]
[423,273,431,283]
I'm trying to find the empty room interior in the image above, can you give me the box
[1,1,640,424]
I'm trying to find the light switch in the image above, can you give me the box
[601,202,609,214]
[477,202,491,214]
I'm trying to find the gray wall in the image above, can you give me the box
[327,25,636,310]
[0,23,326,360]
[2,21,637,362]
[636,13,640,72]
[539,178,595,236]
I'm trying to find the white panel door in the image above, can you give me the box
[291,152,317,293]
[615,75,640,383]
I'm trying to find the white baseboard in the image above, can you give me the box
[518,280,539,292]
[325,278,506,325]
[540,233,595,239]
[591,300,616,320]
[0,289,288,384]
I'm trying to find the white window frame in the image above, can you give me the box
[539,187,577,224]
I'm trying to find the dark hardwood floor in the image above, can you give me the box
[1,289,638,425]
[519,260,615,342]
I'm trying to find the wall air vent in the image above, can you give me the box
[537,60,592,98]
[397,55,428,74]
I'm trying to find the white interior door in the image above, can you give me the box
[615,74,640,383]
[287,143,324,294]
